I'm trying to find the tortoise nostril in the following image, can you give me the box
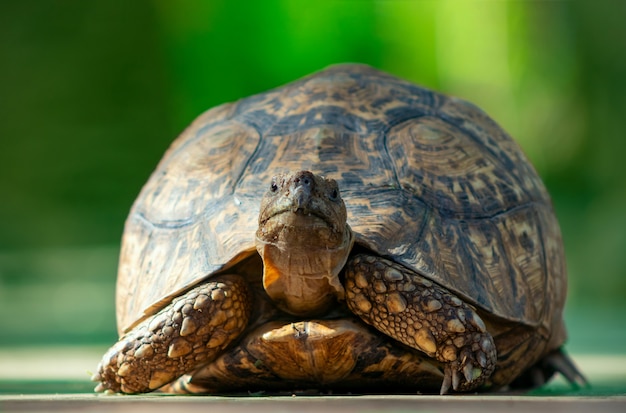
[293,172,314,189]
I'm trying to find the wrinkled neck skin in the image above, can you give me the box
[256,217,354,317]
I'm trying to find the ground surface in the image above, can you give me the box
[1,393,625,413]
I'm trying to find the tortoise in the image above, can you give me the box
[93,64,585,395]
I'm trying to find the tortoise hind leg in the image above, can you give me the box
[344,254,497,394]
[93,274,251,394]
[509,348,588,390]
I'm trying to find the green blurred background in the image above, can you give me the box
[0,0,625,359]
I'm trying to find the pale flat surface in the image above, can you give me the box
[0,346,105,380]
[1,394,625,413]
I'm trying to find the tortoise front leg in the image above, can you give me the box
[345,254,497,394]
[93,274,251,394]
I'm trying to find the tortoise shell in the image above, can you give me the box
[116,64,566,347]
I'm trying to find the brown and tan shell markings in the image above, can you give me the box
[116,63,567,369]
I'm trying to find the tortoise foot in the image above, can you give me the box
[509,348,588,390]
[345,254,497,394]
[94,274,251,394]
[438,338,495,394]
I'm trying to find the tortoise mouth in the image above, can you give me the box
[259,201,343,233]
[260,206,338,233]
[257,209,343,252]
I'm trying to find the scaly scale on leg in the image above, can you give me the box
[93,274,251,394]
[345,254,497,394]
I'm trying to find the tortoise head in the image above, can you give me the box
[256,170,354,316]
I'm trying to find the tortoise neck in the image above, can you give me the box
[255,225,353,316]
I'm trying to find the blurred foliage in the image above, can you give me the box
[0,0,625,346]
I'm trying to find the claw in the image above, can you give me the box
[440,366,452,395]
[452,368,461,391]
[91,372,102,382]
[94,383,105,393]
[463,363,474,383]
[477,352,487,368]
[463,363,482,383]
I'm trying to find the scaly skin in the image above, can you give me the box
[94,274,251,394]
[345,254,497,394]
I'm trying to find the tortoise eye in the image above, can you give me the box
[329,188,339,201]
[270,181,279,192]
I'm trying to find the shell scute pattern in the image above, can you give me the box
[117,64,564,339]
